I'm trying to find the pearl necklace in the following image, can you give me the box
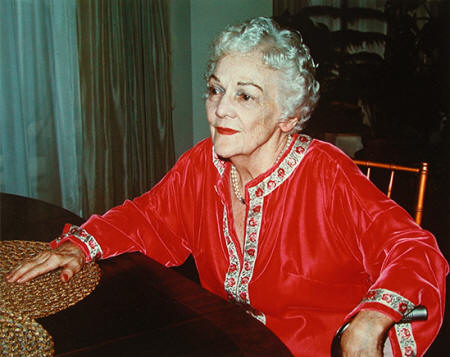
[231,135,292,205]
[230,165,246,204]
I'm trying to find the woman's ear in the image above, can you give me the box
[279,116,299,133]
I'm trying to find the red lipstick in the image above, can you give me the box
[216,127,238,135]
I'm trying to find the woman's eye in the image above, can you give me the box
[208,86,222,96]
[237,92,252,102]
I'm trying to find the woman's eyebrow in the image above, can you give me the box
[208,75,263,93]
[209,75,220,83]
[237,81,263,93]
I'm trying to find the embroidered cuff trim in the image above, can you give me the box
[361,288,415,317]
[360,289,417,356]
[54,224,103,262]
[394,323,417,357]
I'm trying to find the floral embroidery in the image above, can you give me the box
[247,135,311,201]
[227,277,236,287]
[223,209,241,300]
[252,205,261,213]
[221,135,311,326]
[287,158,297,167]
[246,248,255,256]
[360,288,415,317]
[395,323,417,357]
[400,327,411,339]
[295,146,305,154]
[56,225,102,261]
[236,195,263,308]
[359,289,418,356]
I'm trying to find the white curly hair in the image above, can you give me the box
[205,17,320,131]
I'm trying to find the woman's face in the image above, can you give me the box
[206,51,284,160]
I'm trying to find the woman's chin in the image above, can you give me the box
[213,144,239,160]
[212,133,252,160]
[212,137,236,158]
[214,148,233,160]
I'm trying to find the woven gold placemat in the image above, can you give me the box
[0,240,101,319]
[0,308,54,356]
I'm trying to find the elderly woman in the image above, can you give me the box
[7,17,448,357]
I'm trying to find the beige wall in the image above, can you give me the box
[170,0,273,158]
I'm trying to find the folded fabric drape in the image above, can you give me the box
[77,0,175,216]
[0,0,82,214]
[0,0,174,217]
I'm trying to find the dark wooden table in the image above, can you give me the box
[0,193,292,356]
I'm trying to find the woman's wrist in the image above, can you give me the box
[340,310,395,355]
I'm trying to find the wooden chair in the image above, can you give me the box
[353,160,429,225]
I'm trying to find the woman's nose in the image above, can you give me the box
[215,93,236,119]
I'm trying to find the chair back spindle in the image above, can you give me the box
[415,162,428,226]
[387,170,395,198]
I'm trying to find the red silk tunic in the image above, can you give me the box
[52,134,448,356]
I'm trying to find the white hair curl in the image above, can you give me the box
[205,17,320,131]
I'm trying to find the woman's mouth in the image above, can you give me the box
[216,127,239,135]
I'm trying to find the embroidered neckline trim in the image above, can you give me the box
[212,134,311,179]
[222,135,312,325]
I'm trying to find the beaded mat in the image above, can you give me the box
[0,240,101,319]
[0,308,54,356]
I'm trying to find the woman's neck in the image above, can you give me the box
[231,133,292,186]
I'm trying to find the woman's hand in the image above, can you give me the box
[340,310,395,357]
[5,242,86,283]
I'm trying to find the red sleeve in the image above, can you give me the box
[50,144,207,267]
[327,150,448,356]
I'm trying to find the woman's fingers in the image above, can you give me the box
[60,257,84,282]
[5,242,86,283]
[16,256,66,283]
[5,251,52,282]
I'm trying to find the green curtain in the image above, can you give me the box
[0,0,83,214]
[77,0,175,216]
